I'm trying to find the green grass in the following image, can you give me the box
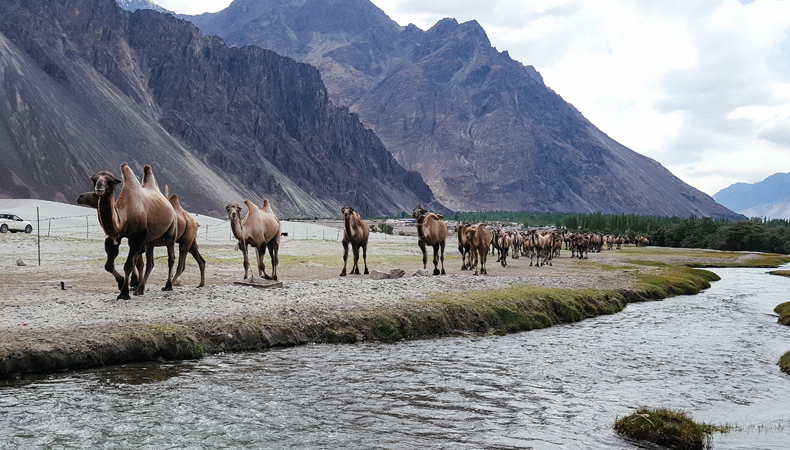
[629,262,720,299]
[769,270,790,278]
[614,407,732,450]
[779,352,790,375]
[775,302,790,326]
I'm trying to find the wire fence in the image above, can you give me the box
[11,212,406,244]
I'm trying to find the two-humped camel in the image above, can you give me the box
[85,163,177,300]
[340,206,369,276]
[226,199,281,281]
[454,223,473,270]
[464,223,493,276]
[77,187,205,288]
[412,206,447,275]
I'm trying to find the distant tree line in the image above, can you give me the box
[447,211,790,254]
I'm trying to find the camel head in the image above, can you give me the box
[341,206,355,219]
[225,203,244,222]
[76,192,99,209]
[90,171,122,198]
[412,206,428,220]
[464,225,477,242]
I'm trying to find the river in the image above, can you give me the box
[2,266,789,449]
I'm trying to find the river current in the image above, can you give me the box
[2,266,790,449]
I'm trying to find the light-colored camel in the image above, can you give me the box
[84,163,177,300]
[168,194,206,287]
[226,199,281,281]
[412,206,447,275]
[454,223,473,270]
[464,223,493,276]
[340,206,369,276]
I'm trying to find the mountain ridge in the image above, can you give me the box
[185,0,743,220]
[714,172,790,219]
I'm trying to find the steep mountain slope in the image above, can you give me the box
[187,0,742,219]
[0,0,441,217]
[714,173,790,219]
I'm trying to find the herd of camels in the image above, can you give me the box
[77,164,645,300]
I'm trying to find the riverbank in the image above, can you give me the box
[1,231,787,379]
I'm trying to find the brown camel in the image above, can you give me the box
[168,194,206,287]
[84,163,177,300]
[454,223,473,270]
[412,206,447,275]
[340,206,369,276]
[226,199,281,281]
[464,223,493,276]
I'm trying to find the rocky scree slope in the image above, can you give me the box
[0,0,441,217]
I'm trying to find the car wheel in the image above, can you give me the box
[25,225,32,234]
[0,224,7,233]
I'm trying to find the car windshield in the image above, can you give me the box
[13,216,22,221]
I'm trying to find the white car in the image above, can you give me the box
[0,213,33,234]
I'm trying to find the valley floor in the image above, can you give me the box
[0,230,785,378]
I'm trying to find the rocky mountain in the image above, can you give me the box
[714,173,790,219]
[186,0,742,219]
[0,0,441,217]
[116,0,171,14]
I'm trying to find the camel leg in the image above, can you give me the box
[472,248,479,276]
[267,238,279,281]
[131,253,144,289]
[352,244,361,275]
[161,241,175,291]
[172,241,190,286]
[120,234,145,300]
[134,243,156,296]
[188,243,206,287]
[104,237,124,290]
[459,246,467,270]
[362,242,368,275]
[432,243,440,276]
[340,240,349,276]
[258,244,271,280]
[480,248,487,275]
[419,240,428,269]
[240,243,251,280]
[439,241,446,275]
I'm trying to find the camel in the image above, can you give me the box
[226,199,281,281]
[454,223,473,270]
[83,163,177,300]
[465,223,493,276]
[498,232,512,267]
[412,206,447,275]
[340,206,369,276]
[168,194,206,287]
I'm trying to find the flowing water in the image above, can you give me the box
[2,266,790,449]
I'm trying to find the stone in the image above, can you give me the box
[413,269,432,277]
[389,269,405,279]
[369,270,391,280]
[16,259,26,266]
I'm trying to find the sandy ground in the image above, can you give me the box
[0,199,775,377]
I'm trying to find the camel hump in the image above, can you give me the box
[141,165,161,191]
[120,163,142,189]
[261,199,273,213]
[435,214,444,220]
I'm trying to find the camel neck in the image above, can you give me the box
[416,216,426,239]
[344,216,355,239]
[230,218,244,241]
[97,195,121,239]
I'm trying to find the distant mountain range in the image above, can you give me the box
[714,173,790,219]
[182,0,742,219]
[0,0,441,217]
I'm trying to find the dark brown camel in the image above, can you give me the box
[412,206,447,275]
[226,199,281,281]
[454,223,473,270]
[168,194,206,287]
[340,206,369,276]
[464,223,493,276]
[82,163,177,300]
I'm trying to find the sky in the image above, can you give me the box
[156,0,790,196]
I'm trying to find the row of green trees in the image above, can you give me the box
[447,211,790,254]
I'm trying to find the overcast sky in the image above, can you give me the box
[157,0,790,196]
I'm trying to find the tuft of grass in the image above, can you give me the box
[614,407,731,450]
[775,302,790,326]
[779,352,790,375]
[769,270,790,278]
